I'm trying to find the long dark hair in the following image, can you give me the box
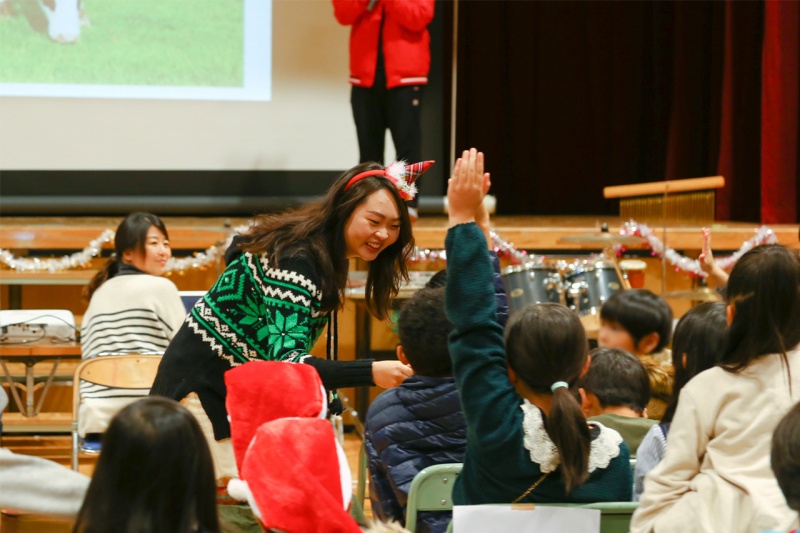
[771,401,800,511]
[73,397,219,533]
[661,302,727,424]
[505,303,590,493]
[239,162,414,320]
[721,244,800,375]
[84,212,169,301]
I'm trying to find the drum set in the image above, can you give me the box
[502,230,647,318]
[503,257,627,316]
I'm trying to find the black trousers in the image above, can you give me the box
[351,83,424,207]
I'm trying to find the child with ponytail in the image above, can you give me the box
[443,149,632,504]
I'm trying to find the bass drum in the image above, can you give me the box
[502,263,565,314]
[564,260,623,316]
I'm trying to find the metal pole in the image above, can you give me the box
[449,0,459,174]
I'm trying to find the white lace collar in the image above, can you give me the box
[519,399,624,474]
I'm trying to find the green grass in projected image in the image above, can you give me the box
[0,0,244,86]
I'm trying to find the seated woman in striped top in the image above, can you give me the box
[79,212,186,445]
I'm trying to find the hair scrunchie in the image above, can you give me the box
[551,381,569,392]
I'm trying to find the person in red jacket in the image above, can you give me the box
[333,0,435,219]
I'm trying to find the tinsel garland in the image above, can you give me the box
[0,225,251,274]
[0,230,116,273]
[0,220,779,275]
[617,221,778,277]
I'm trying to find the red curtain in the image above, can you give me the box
[760,0,799,224]
[454,1,799,223]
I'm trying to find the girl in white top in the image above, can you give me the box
[79,212,186,437]
[631,244,800,533]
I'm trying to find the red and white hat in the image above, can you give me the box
[224,361,359,532]
[237,417,360,533]
[225,361,327,473]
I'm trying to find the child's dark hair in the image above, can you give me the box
[397,287,453,377]
[600,289,673,353]
[84,212,169,301]
[721,244,800,375]
[240,162,414,320]
[73,397,219,533]
[771,401,800,511]
[425,269,447,289]
[662,302,727,424]
[505,303,590,493]
[578,348,650,415]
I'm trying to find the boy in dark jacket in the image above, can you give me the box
[365,257,507,533]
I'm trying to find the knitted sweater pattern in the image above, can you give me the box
[187,251,328,366]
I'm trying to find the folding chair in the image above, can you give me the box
[580,501,639,533]
[71,354,163,470]
[405,463,463,533]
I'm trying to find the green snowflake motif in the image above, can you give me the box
[262,309,310,359]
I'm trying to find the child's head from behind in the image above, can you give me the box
[74,397,218,533]
[397,287,453,377]
[772,401,800,512]
[723,244,800,372]
[578,348,650,418]
[599,289,673,356]
[661,301,727,423]
[505,303,590,492]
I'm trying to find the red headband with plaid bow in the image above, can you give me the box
[344,160,435,201]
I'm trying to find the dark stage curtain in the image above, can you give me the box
[453,0,799,223]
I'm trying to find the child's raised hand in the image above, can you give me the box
[699,227,729,286]
[448,148,490,228]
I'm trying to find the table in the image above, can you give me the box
[0,340,81,417]
[0,271,95,309]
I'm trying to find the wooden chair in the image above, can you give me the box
[0,510,75,533]
[405,463,462,533]
[71,354,163,470]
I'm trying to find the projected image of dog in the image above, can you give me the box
[0,0,90,43]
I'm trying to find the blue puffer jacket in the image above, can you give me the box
[365,376,466,533]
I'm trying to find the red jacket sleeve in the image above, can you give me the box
[383,0,434,33]
[332,0,370,26]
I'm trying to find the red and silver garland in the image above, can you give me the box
[617,221,778,277]
[0,220,779,275]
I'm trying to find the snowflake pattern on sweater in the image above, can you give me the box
[187,252,328,366]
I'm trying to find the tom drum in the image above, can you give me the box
[502,263,565,314]
[564,260,623,316]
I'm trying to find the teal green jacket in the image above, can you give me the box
[444,222,632,504]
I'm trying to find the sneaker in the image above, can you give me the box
[80,434,103,453]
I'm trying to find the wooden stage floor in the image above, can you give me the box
[2,215,798,251]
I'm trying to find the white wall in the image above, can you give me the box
[0,0,361,171]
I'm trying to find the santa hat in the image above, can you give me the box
[225,361,327,473]
[235,417,360,533]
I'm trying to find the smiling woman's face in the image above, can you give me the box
[122,225,171,276]
[344,188,401,261]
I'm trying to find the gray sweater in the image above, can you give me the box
[0,448,90,516]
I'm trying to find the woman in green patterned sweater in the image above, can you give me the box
[444,149,632,504]
[151,160,430,481]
